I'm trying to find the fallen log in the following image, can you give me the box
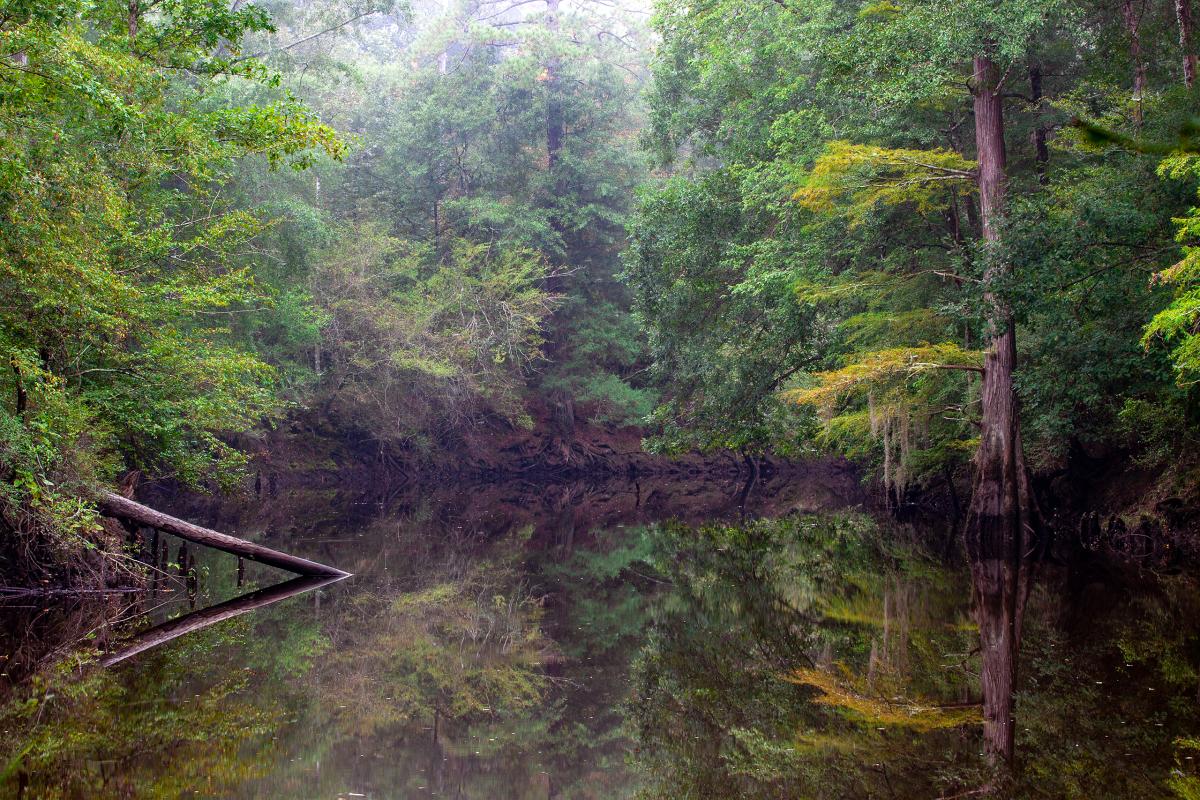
[96,491,349,578]
[100,574,342,667]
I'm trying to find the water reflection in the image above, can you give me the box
[100,575,345,667]
[629,513,986,798]
[630,513,1200,798]
[0,475,1198,798]
[1,472,846,799]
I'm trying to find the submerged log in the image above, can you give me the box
[100,574,342,667]
[96,491,349,578]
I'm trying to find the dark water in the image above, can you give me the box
[2,471,1199,799]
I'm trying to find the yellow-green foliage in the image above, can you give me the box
[1143,157,1200,383]
[794,141,975,225]
[857,1,903,18]
[310,227,554,442]
[840,309,955,351]
[1172,738,1200,799]
[787,666,979,732]
[785,343,980,491]
[785,343,982,415]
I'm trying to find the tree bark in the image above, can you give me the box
[97,491,349,577]
[1029,65,1049,185]
[11,357,26,416]
[1179,0,1197,88]
[965,55,1041,766]
[1123,0,1147,125]
[542,0,569,314]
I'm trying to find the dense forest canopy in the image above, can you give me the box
[0,0,1198,597]
[1,0,1199,575]
[0,0,654,577]
[630,0,1200,483]
[5,0,1200,794]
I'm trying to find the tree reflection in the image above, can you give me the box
[7,496,1200,798]
[629,513,1200,798]
[630,513,985,798]
[965,499,1036,766]
[0,615,285,798]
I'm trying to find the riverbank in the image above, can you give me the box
[5,395,1199,591]
[895,442,1200,571]
[223,398,806,494]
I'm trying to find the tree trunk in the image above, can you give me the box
[1029,65,1049,185]
[11,357,26,416]
[97,491,349,577]
[545,0,564,173]
[965,54,1041,766]
[1123,0,1147,125]
[1178,0,1197,88]
[541,0,569,326]
[100,575,339,666]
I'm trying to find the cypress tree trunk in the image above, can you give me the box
[1029,65,1049,185]
[966,55,1041,766]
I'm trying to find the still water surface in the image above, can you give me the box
[2,471,1199,799]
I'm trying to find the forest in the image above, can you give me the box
[4,0,1200,796]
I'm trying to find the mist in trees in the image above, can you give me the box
[6,0,1200,792]
[0,0,653,576]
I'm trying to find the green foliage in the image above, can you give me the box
[0,0,343,577]
[626,169,827,455]
[633,0,1200,483]
[311,227,555,443]
[1144,154,1200,383]
[795,141,976,224]
[297,3,652,433]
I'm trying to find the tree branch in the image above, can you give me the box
[241,10,378,60]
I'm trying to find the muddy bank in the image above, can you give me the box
[137,457,869,558]
[190,399,1200,568]
[228,399,817,497]
[1039,444,1200,569]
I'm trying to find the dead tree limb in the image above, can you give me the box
[96,491,349,578]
